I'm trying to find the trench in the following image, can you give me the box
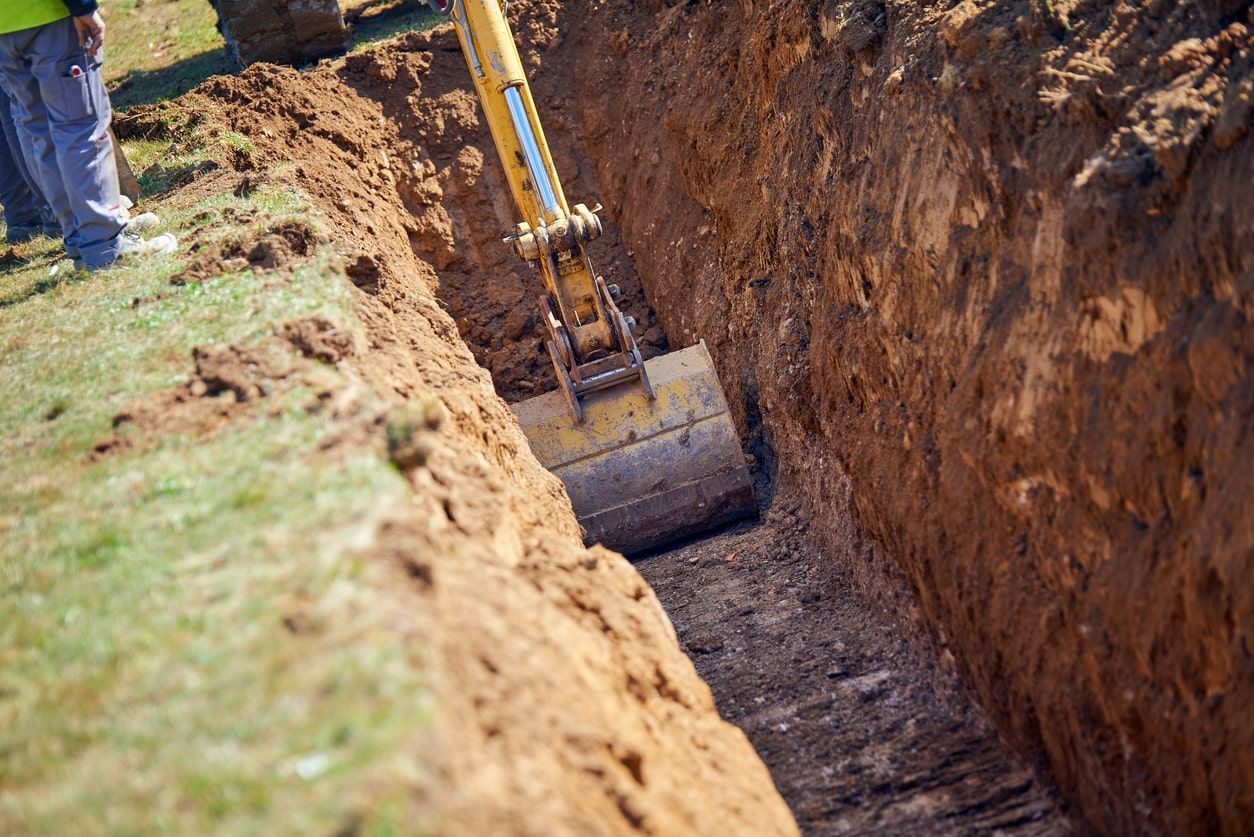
[452,197,1075,827]
[358,20,1073,835]
[199,13,1077,832]
[446,258,1075,823]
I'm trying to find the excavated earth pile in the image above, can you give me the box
[160,20,798,836]
[561,0,1253,834]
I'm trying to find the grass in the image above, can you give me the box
[0,94,433,833]
[105,0,233,110]
[104,0,440,109]
[0,4,458,830]
[348,1,443,51]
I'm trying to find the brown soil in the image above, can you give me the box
[306,27,664,403]
[167,13,797,834]
[564,1,1254,834]
[640,511,1070,834]
[93,339,302,460]
[130,0,1250,831]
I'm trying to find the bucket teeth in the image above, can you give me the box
[512,341,756,555]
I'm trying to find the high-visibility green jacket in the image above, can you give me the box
[0,1,99,37]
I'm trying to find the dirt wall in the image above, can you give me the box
[172,21,798,833]
[563,0,1253,833]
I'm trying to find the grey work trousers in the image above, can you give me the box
[0,17,124,267]
[0,84,47,229]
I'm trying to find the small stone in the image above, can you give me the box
[884,66,905,92]
[295,752,329,780]
[421,397,447,430]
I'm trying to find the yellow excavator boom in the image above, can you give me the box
[431,0,755,554]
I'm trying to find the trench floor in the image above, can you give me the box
[637,515,1074,835]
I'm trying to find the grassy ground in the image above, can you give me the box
[1,6,443,834]
[107,0,437,109]
[105,0,232,110]
[0,143,430,836]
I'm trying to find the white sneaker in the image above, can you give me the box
[92,229,178,270]
[118,228,178,258]
[126,212,160,234]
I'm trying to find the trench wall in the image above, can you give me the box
[564,0,1254,832]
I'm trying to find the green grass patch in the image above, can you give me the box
[347,1,442,53]
[0,9,464,829]
[105,0,233,110]
[0,176,430,833]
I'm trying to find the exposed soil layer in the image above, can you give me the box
[331,16,666,404]
[171,14,798,834]
[641,512,1070,834]
[565,1,1254,833]
[142,0,1253,830]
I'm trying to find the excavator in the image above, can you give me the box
[428,0,754,554]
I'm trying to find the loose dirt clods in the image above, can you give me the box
[91,338,322,461]
[279,316,357,364]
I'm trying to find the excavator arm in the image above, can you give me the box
[427,0,756,554]
[440,0,650,420]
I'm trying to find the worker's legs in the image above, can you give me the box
[0,83,47,211]
[0,83,55,241]
[0,18,124,267]
[0,63,79,257]
[0,103,43,232]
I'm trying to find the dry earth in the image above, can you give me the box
[639,510,1071,834]
[113,0,1252,832]
[565,0,1253,833]
[116,16,800,834]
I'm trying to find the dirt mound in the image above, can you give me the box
[92,340,302,460]
[183,13,797,834]
[564,1,1253,833]
[173,212,325,282]
[280,315,357,363]
[197,26,664,404]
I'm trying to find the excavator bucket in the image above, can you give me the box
[512,341,756,555]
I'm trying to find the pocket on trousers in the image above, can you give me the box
[46,60,98,125]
